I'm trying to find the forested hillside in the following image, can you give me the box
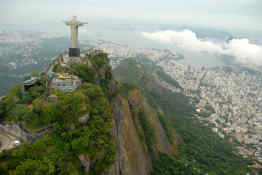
[113,58,253,175]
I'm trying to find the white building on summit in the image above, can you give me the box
[48,73,81,92]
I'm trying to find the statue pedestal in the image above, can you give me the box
[69,48,80,57]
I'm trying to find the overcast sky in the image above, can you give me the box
[1,0,262,32]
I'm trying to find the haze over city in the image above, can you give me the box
[1,0,262,68]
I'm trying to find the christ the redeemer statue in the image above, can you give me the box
[65,16,87,57]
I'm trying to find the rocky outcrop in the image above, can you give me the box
[128,89,177,155]
[78,114,90,125]
[107,88,178,175]
[107,95,151,175]
[78,154,91,173]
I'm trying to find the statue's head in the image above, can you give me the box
[73,16,77,20]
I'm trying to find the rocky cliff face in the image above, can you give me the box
[107,89,177,175]
[107,94,150,175]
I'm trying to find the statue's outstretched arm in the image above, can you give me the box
[79,22,88,26]
[64,21,71,25]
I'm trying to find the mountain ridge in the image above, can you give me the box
[0,51,179,175]
[0,50,258,175]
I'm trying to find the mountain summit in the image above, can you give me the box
[0,50,255,175]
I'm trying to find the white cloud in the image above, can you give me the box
[142,30,262,66]
[142,30,223,53]
[224,39,262,65]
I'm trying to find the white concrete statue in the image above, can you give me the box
[65,16,88,48]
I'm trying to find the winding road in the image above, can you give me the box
[0,130,19,152]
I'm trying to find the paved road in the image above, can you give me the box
[46,62,54,75]
[0,124,28,152]
[0,132,17,152]
[0,123,53,152]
